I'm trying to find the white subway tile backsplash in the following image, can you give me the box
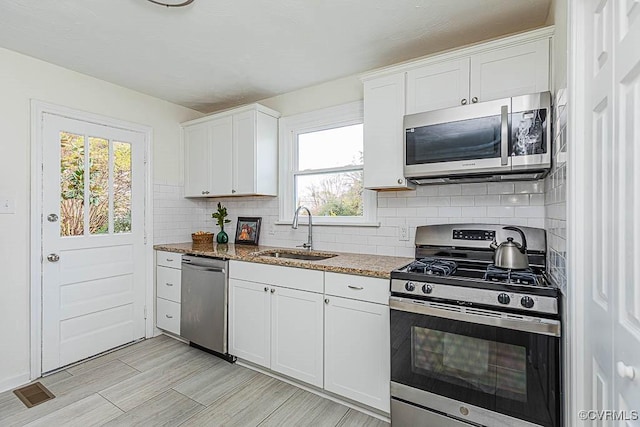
[515,206,545,218]
[462,206,486,217]
[486,206,515,217]
[461,183,488,196]
[387,198,407,208]
[499,194,530,206]
[487,183,515,194]
[438,207,462,217]
[515,181,545,194]
[474,195,501,206]
[438,184,462,196]
[426,196,451,207]
[450,196,475,206]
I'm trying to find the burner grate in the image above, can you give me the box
[407,257,458,276]
[484,265,539,286]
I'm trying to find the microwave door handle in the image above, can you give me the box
[501,105,509,166]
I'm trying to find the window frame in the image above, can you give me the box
[278,101,378,226]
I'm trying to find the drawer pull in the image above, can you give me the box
[165,314,173,319]
[348,285,364,290]
[166,258,174,262]
[166,283,174,287]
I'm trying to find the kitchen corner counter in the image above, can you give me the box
[153,242,413,279]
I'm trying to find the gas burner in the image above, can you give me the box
[407,257,458,276]
[484,264,539,286]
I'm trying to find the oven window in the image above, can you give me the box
[405,115,502,165]
[411,327,527,402]
[391,309,560,427]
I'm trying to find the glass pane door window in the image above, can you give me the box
[60,131,132,237]
[390,309,560,427]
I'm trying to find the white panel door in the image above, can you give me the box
[183,123,210,197]
[324,296,390,412]
[232,110,257,195]
[41,113,146,373]
[613,0,640,418]
[574,0,640,424]
[209,116,233,196]
[228,278,271,368]
[406,57,471,113]
[270,286,323,387]
[470,39,549,103]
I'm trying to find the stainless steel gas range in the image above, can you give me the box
[390,224,561,427]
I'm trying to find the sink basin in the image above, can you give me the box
[257,250,338,261]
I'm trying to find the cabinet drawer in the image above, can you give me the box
[156,266,181,303]
[156,297,180,335]
[324,272,389,305]
[229,260,323,293]
[156,251,182,269]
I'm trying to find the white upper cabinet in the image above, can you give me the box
[406,38,550,114]
[363,73,414,191]
[406,57,471,113]
[361,27,552,190]
[183,104,280,198]
[470,38,550,103]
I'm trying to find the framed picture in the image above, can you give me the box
[234,217,261,245]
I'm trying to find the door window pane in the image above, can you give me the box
[296,171,364,217]
[89,137,109,234]
[298,124,363,170]
[113,142,132,233]
[60,132,85,237]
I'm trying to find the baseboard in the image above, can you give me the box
[236,359,390,423]
[0,372,31,394]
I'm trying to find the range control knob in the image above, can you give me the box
[422,284,433,294]
[521,296,535,309]
[405,282,416,292]
[497,293,511,304]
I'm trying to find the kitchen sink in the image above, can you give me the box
[256,250,337,261]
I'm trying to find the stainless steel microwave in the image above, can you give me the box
[404,92,551,184]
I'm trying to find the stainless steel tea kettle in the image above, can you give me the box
[490,226,529,270]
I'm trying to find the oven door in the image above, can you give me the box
[390,297,561,427]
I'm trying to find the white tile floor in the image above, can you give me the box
[0,335,388,426]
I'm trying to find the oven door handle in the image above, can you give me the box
[389,297,561,337]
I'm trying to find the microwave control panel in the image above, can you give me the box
[452,229,495,241]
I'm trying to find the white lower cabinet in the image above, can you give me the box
[324,295,390,413]
[228,278,271,367]
[228,261,390,413]
[155,251,182,336]
[228,274,324,388]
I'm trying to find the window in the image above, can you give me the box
[279,102,377,225]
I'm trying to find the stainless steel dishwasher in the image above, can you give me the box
[181,255,235,362]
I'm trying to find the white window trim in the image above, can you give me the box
[278,101,378,226]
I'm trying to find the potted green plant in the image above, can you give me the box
[211,202,231,243]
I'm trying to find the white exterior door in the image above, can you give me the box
[573,0,640,424]
[41,113,146,373]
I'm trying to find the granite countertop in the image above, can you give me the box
[153,242,413,279]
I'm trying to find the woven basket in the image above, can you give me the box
[191,233,213,245]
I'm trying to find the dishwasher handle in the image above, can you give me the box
[183,264,225,273]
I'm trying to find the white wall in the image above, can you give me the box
[0,46,201,391]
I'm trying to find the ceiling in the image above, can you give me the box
[0,0,551,113]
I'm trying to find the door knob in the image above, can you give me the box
[461,98,468,105]
[47,253,60,262]
[617,361,636,380]
[47,214,58,222]
[472,97,479,103]
[324,298,330,304]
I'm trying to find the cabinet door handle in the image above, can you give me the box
[472,96,478,103]
[270,288,276,293]
[348,285,364,290]
[231,189,236,194]
[461,98,468,105]
[165,314,173,319]
[617,361,636,380]
[324,298,330,304]
[201,191,206,195]
[500,105,509,166]
[166,258,174,262]
[397,178,403,184]
[166,283,174,287]
[264,286,269,292]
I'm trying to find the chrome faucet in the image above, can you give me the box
[292,206,313,250]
